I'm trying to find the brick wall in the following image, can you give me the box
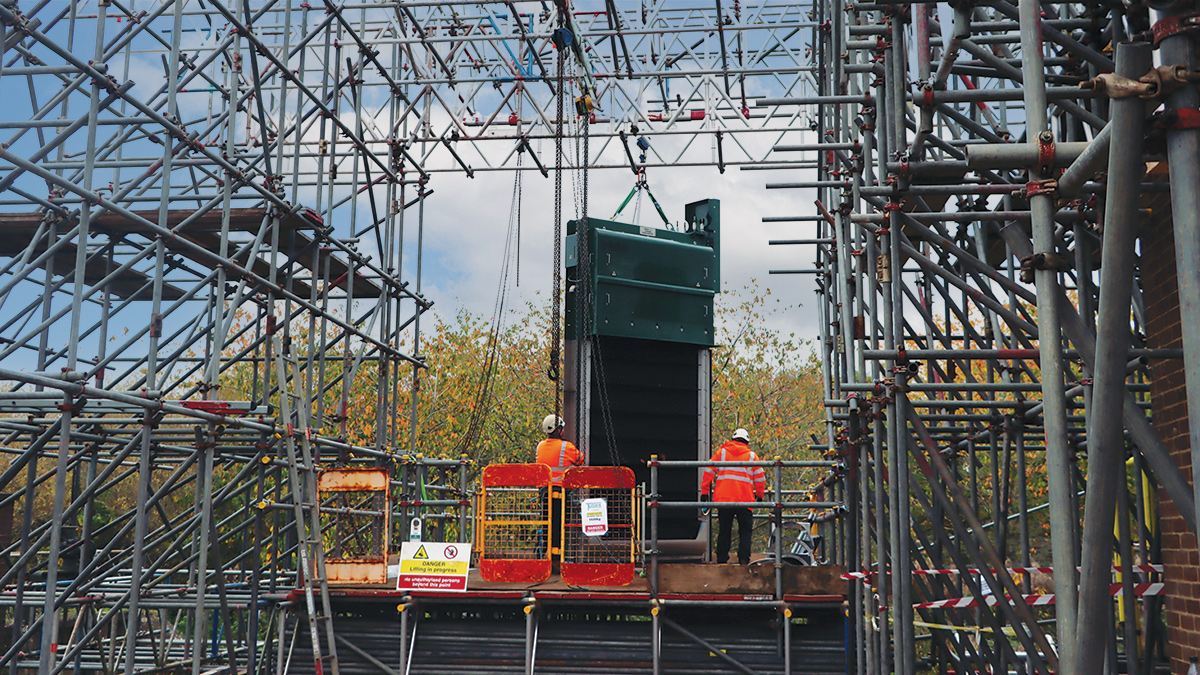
[1141,214,1200,671]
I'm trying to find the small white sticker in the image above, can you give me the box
[581,498,609,537]
[639,226,656,237]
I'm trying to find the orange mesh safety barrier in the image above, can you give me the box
[561,467,636,587]
[478,463,552,583]
[318,468,390,585]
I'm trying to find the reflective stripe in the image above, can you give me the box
[709,444,768,500]
[559,440,568,467]
[712,450,728,489]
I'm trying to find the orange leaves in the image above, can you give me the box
[711,280,824,464]
[214,287,824,472]
[377,304,555,463]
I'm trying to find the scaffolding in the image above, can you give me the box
[2,0,1200,673]
[0,1,826,673]
[788,0,1200,673]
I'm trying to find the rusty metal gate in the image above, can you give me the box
[478,463,552,583]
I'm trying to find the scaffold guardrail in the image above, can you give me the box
[561,466,638,587]
[478,463,552,583]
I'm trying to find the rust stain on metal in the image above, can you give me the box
[318,467,389,492]
[480,558,552,584]
[562,466,635,489]
[327,560,388,585]
[482,463,551,487]
[561,562,634,587]
[657,563,848,596]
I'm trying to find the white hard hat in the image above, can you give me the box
[542,414,565,435]
[732,428,750,443]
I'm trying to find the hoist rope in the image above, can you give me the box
[549,17,566,416]
[571,117,623,470]
[453,153,523,454]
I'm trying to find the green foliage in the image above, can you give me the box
[379,299,557,465]
[218,282,825,471]
[379,281,825,467]
[1,283,825,565]
[712,281,824,460]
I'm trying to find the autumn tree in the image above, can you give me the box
[711,282,824,460]
[212,282,826,473]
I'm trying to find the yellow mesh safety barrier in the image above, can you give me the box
[478,464,552,583]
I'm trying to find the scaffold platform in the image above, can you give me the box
[278,564,849,675]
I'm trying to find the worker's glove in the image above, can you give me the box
[700,493,710,502]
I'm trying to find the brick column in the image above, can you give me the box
[1142,214,1200,669]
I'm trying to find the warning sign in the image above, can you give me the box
[396,542,472,592]
[581,498,608,537]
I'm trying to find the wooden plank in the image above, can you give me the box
[0,237,186,301]
[0,209,383,298]
[656,563,847,596]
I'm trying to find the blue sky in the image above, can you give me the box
[407,162,823,343]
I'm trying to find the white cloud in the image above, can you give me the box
[408,163,825,343]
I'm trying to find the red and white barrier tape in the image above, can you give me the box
[913,583,1165,610]
[842,564,1163,581]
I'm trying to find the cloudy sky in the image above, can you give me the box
[84,5,833,355]
[404,163,824,345]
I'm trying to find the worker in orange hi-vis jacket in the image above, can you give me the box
[701,428,766,565]
[535,414,585,484]
[535,414,584,560]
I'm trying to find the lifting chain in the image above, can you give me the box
[549,19,566,411]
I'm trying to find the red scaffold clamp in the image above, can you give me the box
[1016,179,1058,199]
[1155,107,1200,130]
[1152,11,1200,46]
[1036,131,1056,177]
